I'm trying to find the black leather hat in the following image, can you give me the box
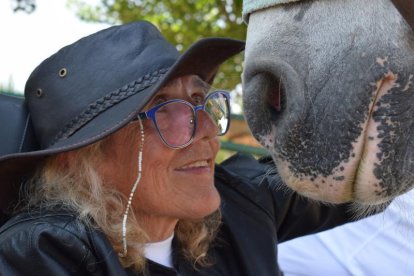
[0,21,244,212]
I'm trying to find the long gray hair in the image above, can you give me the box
[23,123,221,271]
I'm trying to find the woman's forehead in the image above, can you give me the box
[143,75,211,109]
[162,75,211,92]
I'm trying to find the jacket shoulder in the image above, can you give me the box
[0,209,92,247]
[215,153,281,222]
[0,209,110,274]
[216,153,357,242]
[1,209,83,234]
[217,153,275,181]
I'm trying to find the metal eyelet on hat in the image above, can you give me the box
[36,88,43,97]
[59,68,67,78]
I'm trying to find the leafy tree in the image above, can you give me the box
[67,0,246,92]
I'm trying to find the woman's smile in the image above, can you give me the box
[176,159,213,173]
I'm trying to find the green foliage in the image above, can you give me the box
[67,0,246,91]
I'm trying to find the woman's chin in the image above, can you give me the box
[184,191,221,220]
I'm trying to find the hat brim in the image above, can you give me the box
[0,37,244,211]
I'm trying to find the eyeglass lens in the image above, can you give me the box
[205,92,229,135]
[154,92,229,148]
[155,102,194,148]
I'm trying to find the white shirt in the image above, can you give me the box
[278,189,414,276]
[144,234,174,268]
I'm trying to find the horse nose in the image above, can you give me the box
[242,56,304,123]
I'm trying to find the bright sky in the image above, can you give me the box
[0,0,110,93]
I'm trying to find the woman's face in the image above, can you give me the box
[100,75,221,236]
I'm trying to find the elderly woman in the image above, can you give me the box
[0,21,358,275]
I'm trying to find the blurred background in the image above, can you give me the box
[1,0,266,161]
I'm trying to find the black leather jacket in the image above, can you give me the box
[0,154,356,275]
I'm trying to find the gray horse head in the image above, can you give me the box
[242,0,414,205]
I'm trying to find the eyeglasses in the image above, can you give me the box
[137,90,231,149]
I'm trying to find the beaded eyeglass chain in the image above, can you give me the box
[119,117,145,258]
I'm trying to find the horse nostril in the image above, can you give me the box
[267,76,286,116]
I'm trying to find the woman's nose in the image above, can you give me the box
[193,110,219,141]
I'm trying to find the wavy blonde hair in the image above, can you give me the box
[24,126,221,271]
